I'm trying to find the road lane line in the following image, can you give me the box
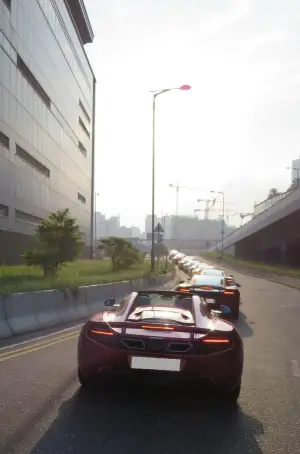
[292,360,300,377]
[0,323,84,351]
[0,333,79,362]
[0,331,80,358]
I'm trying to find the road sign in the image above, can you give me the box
[154,222,164,233]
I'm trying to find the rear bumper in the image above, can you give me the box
[78,335,243,391]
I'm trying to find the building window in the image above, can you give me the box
[0,204,9,217]
[0,131,9,149]
[17,55,51,108]
[3,0,11,11]
[16,145,50,178]
[79,100,91,123]
[79,117,90,139]
[78,193,86,204]
[78,141,87,157]
[15,209,43,226]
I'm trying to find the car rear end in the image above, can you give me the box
[77,315,242,392]
[177,279,240,319]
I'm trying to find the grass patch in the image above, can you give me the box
[200,251,300,278]
[0,259,173,295]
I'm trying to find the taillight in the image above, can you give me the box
[141,325,174,331]
[202,338,229,344]
[88,322,114,337]
[179,288,190,293]
[224,291,234,295]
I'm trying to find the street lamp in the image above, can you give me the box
[94,192,99,254]
[211,190,225,259]
[150,84,191,273]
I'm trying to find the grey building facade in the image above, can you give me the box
[0,0,96,264]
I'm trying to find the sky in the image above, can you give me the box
[84,0,300,230]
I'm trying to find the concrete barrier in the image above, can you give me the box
[33,290,62,330]
[83,283,114,314]
[112,281,132,302]
[5,292,40,336]
[0,270,179,340]
[0,296,14,339]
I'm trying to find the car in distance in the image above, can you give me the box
[176,275,241,319]
[77,290,243,401]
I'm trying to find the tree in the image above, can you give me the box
[23,209,83,278]
[99,237,142,271]
[287,178,300,193]
[267,188,280,199]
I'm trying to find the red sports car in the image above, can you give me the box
[77,290,244,401]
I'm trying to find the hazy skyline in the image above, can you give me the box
[84,0,300,230]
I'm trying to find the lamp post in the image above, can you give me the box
[211,190,225,259]
[150,84,191,273]
[94,192,99,254]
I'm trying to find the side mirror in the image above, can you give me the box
[236,283,241,288]
[104,298,116,307]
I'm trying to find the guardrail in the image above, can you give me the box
[0,271,179,340]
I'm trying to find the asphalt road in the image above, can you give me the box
[1,270,300,453]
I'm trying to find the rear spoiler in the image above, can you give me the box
[177,287,237,296]
[108,321,211,334]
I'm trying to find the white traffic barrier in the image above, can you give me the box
[0,296,14,339]
[55,288,84,324]
[33,289,62,330]
[83,283,114,314]
[112,281,132,302]
[5,292,40,336]
[0,271,179,339]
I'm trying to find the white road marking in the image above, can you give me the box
[291,360,300,377]
[0,323,84,351]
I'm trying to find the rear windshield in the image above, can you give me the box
[190,276,224,287]
[201,270,224,276]
[128,293,194,317]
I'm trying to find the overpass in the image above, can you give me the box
[211,187,300,266]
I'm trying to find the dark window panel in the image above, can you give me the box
[0,131,10,149]
[17,55,51,108]
[79,117,90,139]
[78,193,86,204]
[79,100,91,123]
[16,145,50,178]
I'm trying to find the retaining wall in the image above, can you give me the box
[0,270,179,340]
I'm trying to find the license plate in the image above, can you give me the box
[130,356,181,372]
[206,298,216,304]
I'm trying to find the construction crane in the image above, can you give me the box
[169,182,207,218]
[234,212,253,227]
[196,198,217,220]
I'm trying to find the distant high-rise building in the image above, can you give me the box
[291,157,300,182]
[131,226,141,238]
[145,214,157,235]
[119,226,132,237]
[95,212,106,238]
[106,216,120,236]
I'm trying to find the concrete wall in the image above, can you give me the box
[0,0,95,264]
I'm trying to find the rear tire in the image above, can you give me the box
[226,384,241,404]
[78,369,95,388]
